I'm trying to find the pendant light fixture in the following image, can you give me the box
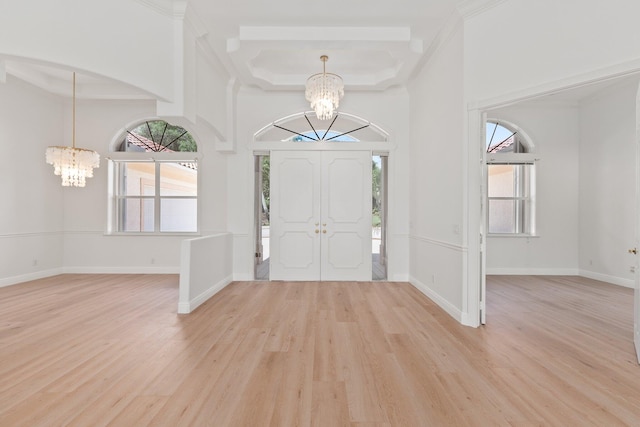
[305,55,344,121]
[45,72,100,187]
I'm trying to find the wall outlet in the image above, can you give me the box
[151,258,156,264]
[631,266,636,273]
[32,259,38,266]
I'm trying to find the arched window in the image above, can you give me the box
[254,111,388,143]
[486,120,536,236]
[108,120,198,234]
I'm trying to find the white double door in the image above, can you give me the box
[270,150,372,281]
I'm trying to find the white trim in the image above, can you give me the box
[579,270,635,289]
[456,0,508,19]
[486,268,580,276]
[410,275,464,324]
[0,268,64,288]
[64,266,180,274]
[470,58,640,112]
[0,231,63,239]
[485,268,634,289]
[410,10,463,83]
[178,274,233,314]
[409,235,466,252]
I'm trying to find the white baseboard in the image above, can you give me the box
[486,267,634,289]
[233,273,255,281]
[409,275,464,324]
[0,268,64,288]
[178,274,233,314]
[63,266,181,274]
[486,267,580,276]
[579,269,634,289]
[389,273,410,282]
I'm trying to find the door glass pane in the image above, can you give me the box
[160,163,197,196]
[160,199,197,232]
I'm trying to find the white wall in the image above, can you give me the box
[578,80,638,287]
[461,1,640,320]
[61,98,228,273]
[0,76,65,285]
[229,86,411,281]
[465,0,640,103]
[179,233,233,313]
[486,103,580,275]
[0,0,177,101]
[0,76,229,282]
[408,19,466,322]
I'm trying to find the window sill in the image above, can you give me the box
[104,232,201,237]
[487,234,539,238]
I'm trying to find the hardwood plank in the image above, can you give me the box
[0,274,639,425]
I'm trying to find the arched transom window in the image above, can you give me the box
[254,111,388,143]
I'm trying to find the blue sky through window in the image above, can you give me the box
[486,122,513,150]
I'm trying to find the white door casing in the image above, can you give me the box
[270,150,372,281]
[635,82,640,364]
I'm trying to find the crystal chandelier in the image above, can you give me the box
[305,55,344,121]
[46,72,100,187]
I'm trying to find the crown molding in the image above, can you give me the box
[134,0,187,18]
[456,0,509,19]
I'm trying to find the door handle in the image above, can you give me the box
[629,248,637,255]
[315,229,319,234]
[323,230,327,234]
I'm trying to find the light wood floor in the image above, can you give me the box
[0,274,639,426]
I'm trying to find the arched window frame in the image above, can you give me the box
[106,119,201,235]
[486,119,538,236]
[252,111,391,152]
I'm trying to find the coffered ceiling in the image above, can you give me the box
[198,0,465,91]
[1,0,501,98]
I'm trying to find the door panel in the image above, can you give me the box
[270,152,321,280]
[321,151,372,281]
[270,150,371,281]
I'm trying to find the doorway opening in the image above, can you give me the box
[372,153,388,280]
[254,152,388,281]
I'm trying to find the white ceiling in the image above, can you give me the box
[199,0,462,91]
[4,0,483,98]
[6,0,633,104]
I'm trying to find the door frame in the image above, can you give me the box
[635,82,640,363]
[252,142,391,281]
[471,72,640,350]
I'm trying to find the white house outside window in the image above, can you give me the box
[108,120,198,234]
[486,121,536,236]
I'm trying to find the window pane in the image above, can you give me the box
[160,199,197,232]
[488,199,516,233]
[119,198,154,232]
[160,163,197,196]
[488,165,516,197]
[119,162,155,196]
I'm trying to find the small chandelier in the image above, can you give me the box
[305,55,344,121]
[46,72,100,187]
